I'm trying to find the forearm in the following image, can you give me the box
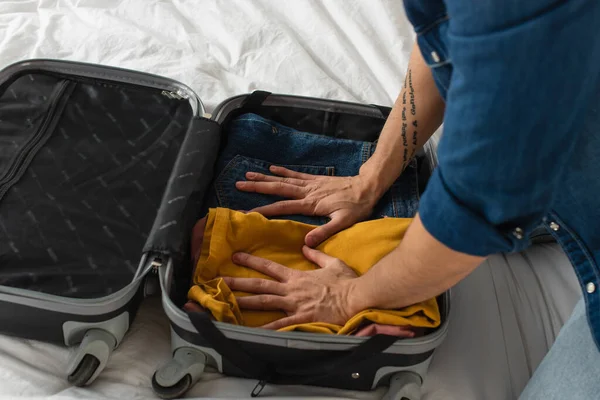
[360,42,445,197]
[345,214,485,312]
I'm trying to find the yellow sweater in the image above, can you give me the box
[188,208,440,335]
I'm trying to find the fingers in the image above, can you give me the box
[232,253,293,282]
[261,314,310,330]
[268,165,318,180]
[250,199,312,217]
[236,180,306,199]
[304,215,350,247]
[222,277,286,295]
[235,166,320,197]
[301,246,338,268]
[244,171,307,187]
[183,301,205,313]
[236,294,293,312]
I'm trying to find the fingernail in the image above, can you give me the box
[246,172,256,179]
[232,253,240,262]
[235,181,245,188]
[269,165,277,171]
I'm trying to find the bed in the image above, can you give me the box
[0,1,582,399]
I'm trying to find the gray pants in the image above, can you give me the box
[422,243,581,400]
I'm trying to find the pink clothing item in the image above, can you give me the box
[354,324,416,338]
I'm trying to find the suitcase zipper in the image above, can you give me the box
[150,259,163,274]
[161,90,188,100]
[251,380,267,397]
[0,80,75,203]
[143,258,163,297]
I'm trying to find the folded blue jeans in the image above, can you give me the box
[203,113,420,225]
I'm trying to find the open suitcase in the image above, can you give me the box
[0,59,449,399]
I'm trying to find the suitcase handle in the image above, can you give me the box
[187,311,398,387]
[241,91,391,120]
[241,90,272,109]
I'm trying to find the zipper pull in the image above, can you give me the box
[161,90,188,100]
[251,380,267,397]
[150,258,163,274]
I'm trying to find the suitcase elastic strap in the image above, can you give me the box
[187,311,398,395]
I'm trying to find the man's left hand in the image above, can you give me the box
[223,247,358,330]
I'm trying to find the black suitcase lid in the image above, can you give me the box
[0,58,220,299]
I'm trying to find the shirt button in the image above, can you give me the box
[587,282,596,294]
[549,222,560,231]
[431,51,441,63]
[512,227,524,239]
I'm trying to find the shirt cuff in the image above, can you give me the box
[418,168,531,257]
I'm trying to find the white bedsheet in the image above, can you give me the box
[0,1,414,398]
[0,1,581,399]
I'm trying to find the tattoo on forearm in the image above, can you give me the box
[401,121,409,163]
[400,69,419,167]
[409,70,418,160]
[409,70,416,116]
[401,72,409,165]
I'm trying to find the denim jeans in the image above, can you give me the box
[203,113,420,225]
[519,297,600,399]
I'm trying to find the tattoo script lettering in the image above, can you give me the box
[401,69,419,166]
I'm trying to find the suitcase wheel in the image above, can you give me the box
[66,329,117,386]
[67,354,101,386]
[152,347,207,399]
[384,371,422,400]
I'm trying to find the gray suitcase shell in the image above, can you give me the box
[150,88,449,399]
[0,58,203,385]
[0,59,449,399]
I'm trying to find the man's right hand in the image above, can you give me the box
[235,165,380,247]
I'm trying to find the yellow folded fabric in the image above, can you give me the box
[188,208,440,335]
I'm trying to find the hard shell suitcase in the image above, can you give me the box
[0,58,449,399]
[151,91,449,400]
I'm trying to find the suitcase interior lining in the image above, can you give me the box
[0,72,193,299]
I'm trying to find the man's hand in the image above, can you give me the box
[236,166,380,247]
[223,246,359,330]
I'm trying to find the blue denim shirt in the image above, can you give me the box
[403,0,600,350]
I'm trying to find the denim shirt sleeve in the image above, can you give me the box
[418,0,600,256]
